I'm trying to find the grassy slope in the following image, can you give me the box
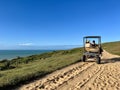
[0,48,83,89]
[102,41,120,55]
[0,41,120,89]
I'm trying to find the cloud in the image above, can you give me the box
[18,43,33,46]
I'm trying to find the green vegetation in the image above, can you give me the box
[102,41,120,55]
[0,41,120,89]
[0,48,83,89]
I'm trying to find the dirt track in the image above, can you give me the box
[18,50,120,90]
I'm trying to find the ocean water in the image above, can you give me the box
[0,50,53,60]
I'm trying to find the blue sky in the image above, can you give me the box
[0,0,120,49]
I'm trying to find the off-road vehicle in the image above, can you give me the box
[82,36,103,64]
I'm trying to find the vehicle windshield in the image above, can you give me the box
[85,38,99,45]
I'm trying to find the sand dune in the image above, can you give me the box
[18,50,120,90]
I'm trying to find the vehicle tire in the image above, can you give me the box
[96,56,101,64]
[82,55,86,62]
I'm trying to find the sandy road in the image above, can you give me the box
[58,62,120,90]
[18,50,120,90]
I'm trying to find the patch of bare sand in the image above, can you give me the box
[101,50,120,59]
[17,50,120,90]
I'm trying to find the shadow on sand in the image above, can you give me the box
[84,57,120,64]
[101,57,120,64]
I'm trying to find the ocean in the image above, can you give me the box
[0,50,53,60]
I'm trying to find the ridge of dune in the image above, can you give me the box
[18,50,120,90]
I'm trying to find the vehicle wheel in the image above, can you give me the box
[96,56,101,64]
[82,55,86,62]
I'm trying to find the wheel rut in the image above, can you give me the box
[57,63,102,90]
[39,62,95,90]
[18,50,120,90]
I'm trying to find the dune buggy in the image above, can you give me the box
[82,36,103,64]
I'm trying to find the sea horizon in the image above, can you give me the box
[0,50,54,60]
[0,45,81,60]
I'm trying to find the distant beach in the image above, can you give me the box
[0,50,53,60]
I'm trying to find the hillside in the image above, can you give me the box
[0,41,120,89]
[19,41,120,90]
[102,41,120,55]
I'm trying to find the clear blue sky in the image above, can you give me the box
[0,0,120,49]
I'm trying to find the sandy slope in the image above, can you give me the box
[18,50,120,90]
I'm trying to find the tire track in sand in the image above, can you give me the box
[57,62,120,90]
[57,63,102,90]
[89,62,120,90]
[18,62,94,90]
[18,50,120,90]
[38,62,94,90]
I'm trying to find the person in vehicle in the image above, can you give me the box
[92,40,103,54]
[85,40,91,48]
[92,40,97,47]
